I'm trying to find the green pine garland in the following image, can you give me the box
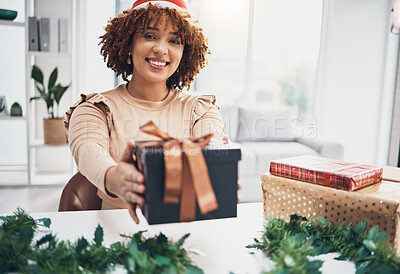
[247,214,400,274]
[0,208,203,273]
[5,209,399,273]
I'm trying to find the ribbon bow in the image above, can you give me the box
[134,121,219,222]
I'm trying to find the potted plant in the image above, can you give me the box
[30,65,70,145]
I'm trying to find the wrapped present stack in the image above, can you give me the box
[262,155,400,254]
[269,155,383,191]
[133,121,241,225]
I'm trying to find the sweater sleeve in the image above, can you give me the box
[64,93,117,198]
[191,95,227,139]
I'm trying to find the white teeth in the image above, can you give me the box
[148,60,167,66]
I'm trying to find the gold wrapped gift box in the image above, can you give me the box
[261,166,400,254]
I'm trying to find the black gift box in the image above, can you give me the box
[137,145,241,225]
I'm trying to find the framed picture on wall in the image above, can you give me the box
[0,96,7,115]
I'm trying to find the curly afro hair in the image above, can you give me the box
[99,4,210,90]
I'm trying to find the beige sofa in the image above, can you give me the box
[220,105,344,202]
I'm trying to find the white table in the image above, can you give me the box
[28,203,355,274]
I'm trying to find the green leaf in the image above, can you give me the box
[48,67,58,89]
[52,83,70,105]
[155,255,171,266]
[33,83,44,96]
[310,244,330,256]
[157,232,168,245]
[31,65,44,85]
[176,233,190,248]
[354,221,367,234]
[127,239,147,269]
[94,225,103,246]
[362,240,376,251]
[34,84,52,107]
[0,98,5,112]
[376,231,387,242]
[356,246,369,260]
[125,256,136,273]
[292,233,307,243]
[316,216,328,226]
[367,225,378,241]
[335,255,347,261]
[29,96,42,102]
[76,237,88,253]
[356,261,371,274]
[37,217,51,228]
[185,264,204,274]
[19,226,34,241]
[110,241,122,249]
[128,239,139,256]
[306,260,323,273]
[36,233,54,247]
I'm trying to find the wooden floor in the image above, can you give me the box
[0,185,64,215]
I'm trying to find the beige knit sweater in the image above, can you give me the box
[65,84,226,208]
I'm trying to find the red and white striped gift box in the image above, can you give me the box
[269,155,383,191]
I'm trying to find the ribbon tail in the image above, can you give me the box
[180,153,196,222]
[163,140,182,204]
[183,141,218,215]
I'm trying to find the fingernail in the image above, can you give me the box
[137,174,144,182]
[137,185,145,193]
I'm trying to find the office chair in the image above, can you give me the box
[58,172,102,211]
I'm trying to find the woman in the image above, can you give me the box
[65,0,227,223]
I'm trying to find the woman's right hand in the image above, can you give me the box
[105,141,145,224]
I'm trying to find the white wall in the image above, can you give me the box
[77,0,116,97]
[315,0,398,164]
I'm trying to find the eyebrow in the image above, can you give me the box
[147,27,178,36]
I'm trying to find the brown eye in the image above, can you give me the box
[170,39,180,45]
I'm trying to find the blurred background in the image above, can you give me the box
[0,0,399,212]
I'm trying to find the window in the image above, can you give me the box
[193,0,323,118]
[115,0,323,118]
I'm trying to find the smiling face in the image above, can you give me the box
[130,18,184,86]
[99,4,209,90]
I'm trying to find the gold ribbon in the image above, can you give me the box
[134,121,219,222]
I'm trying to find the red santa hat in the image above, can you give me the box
[131,0,187,11]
